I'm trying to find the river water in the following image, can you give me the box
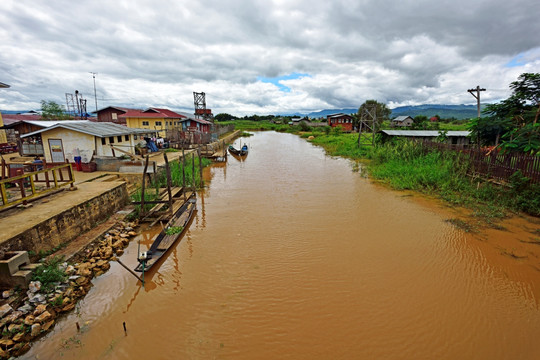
[22,131,540,359]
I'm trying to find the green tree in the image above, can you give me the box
[411,115,428,129]
[467,116,512,146]
[214,113,236,122]
[480,73,540,153]
[40,100,72,120]
[357,100,391,129]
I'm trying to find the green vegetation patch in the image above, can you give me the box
[32,256,67,293]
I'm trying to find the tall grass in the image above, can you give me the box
[154,154,212,189]
[306,132,540,219]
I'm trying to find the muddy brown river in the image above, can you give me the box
[22,131,540,359]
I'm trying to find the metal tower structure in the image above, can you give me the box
[65,93,76,116]
[75,90,87,119]
[357,103,377,146]
[193,91,213,122]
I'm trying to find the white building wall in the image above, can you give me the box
[41,128,95,163]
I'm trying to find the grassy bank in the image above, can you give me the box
[306,132,540,225]
[130,153,212,217]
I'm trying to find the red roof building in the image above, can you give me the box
[327,113,354,132]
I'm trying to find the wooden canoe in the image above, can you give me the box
[135,193,197,272]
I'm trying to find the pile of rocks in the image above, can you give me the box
[0,220,139,358]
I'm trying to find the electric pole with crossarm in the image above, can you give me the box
[467,85,486,118]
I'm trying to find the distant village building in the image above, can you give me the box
[20,121,155,164]
[95,106,132,125]
[380,130,471,146]
[182,117,212,134]
[391,116,414,127]
[327,113,354,132]
[121,108,187,138]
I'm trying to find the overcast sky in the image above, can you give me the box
[1,0,539,116]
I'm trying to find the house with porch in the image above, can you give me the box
[120,108,186,138]
[20,121,155,164]
[327,113,354,132]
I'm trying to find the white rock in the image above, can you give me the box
[17,304,34,314]
[0,304,13,318]
[28,281,42,293]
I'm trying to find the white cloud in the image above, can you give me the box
[0,0,539,115]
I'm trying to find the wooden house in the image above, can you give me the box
[95,106,132,125]
[182,117,212,133]
[391,116,414,127]
[327,113,354,132]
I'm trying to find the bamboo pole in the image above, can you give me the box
[116,259,144,283]
[140,155,149,216]
[191,151,196,192]
[163,152,173,218]
[182,147,186,202]
[198,145,203,187]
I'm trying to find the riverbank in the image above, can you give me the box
[302,132,540,225]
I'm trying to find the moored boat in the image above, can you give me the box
[135,193,197,272]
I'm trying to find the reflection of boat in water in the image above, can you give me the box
[228,144,248,156]
[135,193,197,272]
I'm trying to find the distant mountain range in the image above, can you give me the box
[3,104,482,120]
[305,104,482,120]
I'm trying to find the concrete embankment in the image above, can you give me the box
[0,182,129,257]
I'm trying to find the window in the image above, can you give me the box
[109,137,114,144]
[125,135,129,141]
[112,113,118,120]
[101,138,106,145]
[117,136,122,142]
[142,121,149,126]
[155,121,162,126]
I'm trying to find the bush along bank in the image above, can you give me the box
[0,220,139,359]
[306,133,540,224]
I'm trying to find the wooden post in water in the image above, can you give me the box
[182,147,186,202]
[163,152,173,218]
[191,152,196,192]
[198,145,203,187]
[140,155,149,216]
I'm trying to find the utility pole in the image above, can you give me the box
[467,85,486,119]
[90,72,98,113]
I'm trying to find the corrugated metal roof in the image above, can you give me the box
[381,130,471,137]
[21,121,156,138]
[392,116,413,121]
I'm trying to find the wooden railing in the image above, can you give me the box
[420,141,540,185]
[0,163,75,210]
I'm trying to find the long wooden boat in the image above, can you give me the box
[135,193,197,272]
[228,144,248,156]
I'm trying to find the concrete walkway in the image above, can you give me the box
[0,181,123,244]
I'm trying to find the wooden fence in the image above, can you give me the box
[421,141,540,185]
[0,162,75,210]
